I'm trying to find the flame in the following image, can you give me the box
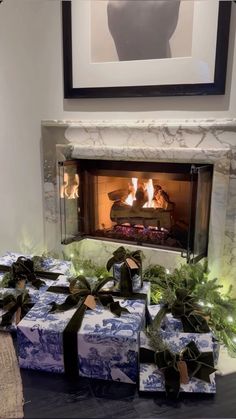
[125,177,154,208]
[60,173,79,199]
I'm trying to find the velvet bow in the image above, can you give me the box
[0,291,33,327]
[106,246,142,295]
[153,288,210,333]
[0,256,62,289]
[49,275,129,319]
[140,340,216,397]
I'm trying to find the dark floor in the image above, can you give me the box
[21,369,236,419]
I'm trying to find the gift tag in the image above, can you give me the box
[15,307,22,325]
[177,360,189,384]
[84,295,96,310]
[126,258,138,269]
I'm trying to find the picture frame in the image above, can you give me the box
[62,0,231,99]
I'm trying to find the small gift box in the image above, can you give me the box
[0,289,34,332]
[17,277,146,383]
[139,331,216,395]
[106,247,142,294]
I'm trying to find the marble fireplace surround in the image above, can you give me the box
[42,119,236,291]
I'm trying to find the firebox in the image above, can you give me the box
[58,159,213,263]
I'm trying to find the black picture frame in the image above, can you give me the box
[62,1,231,99]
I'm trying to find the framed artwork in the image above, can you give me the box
[62,0,231,99]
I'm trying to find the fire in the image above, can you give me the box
[125,178,155,208]
[60,173,79,199]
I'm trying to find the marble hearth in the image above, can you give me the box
[42,119,236,292]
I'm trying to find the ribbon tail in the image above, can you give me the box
[109,301,129,317]
[163,367,181,397]
[63,302,87,377]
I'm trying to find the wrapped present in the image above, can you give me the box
[0,252,75,290]
[106,247,142,294]
[49,274,151,306]
[147,304,220,365]
[0,289,34,332]
[148,289,210,334]
[17,276,146,383]
[139,331,216,395]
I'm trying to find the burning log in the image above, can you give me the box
[110,201,174,229]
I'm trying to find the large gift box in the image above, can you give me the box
[139,331,216,394]
[17,290,146,383]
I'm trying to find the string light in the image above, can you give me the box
[165,269,170,274]
[70,253,74,259]
[233,337,236,343]
[199,301,205,307]
[227,316,233,323]
[79,269,84,275]
[207,303,214,308]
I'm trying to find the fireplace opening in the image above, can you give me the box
[59,159,213,263]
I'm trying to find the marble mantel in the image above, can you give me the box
[42,119,236,291]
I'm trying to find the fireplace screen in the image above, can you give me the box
[59,160,213,263]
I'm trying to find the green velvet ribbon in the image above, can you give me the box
[49,276,130,377]
[49,276,130,318]
[152,288,210,333]
[106,246,142,296]
[140,340,216,397]
[0,256,60,289]
[0,291,33,327]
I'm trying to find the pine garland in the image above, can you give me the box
[144,262,236,357]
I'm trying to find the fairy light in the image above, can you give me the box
[70,253,74,259]
[166,269,170,274]
[79,269,84,275]
[199,301,205,307]
[227,316,233,323]
[207,303,214,308]
[233,337,236,343]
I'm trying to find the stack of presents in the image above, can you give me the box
[0,247,217,398]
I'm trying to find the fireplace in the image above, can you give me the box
[42,119,236,291]
[59,158,213,263]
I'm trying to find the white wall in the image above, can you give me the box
[0,0,236,254]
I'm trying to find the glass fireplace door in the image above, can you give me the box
[58,159,213,263]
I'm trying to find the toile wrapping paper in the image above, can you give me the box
[148,304,182,331]
[147,304,220,364]
[139,331,216,393]
[17,291,146,383]
[0,252,75,277]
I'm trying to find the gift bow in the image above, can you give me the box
[0,291,33,327]
[106,246,142,295]
[49,275,129,318]
[153,288,210,333]
[8,257,45,289]
[140,340,216,396]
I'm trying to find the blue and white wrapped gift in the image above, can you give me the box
[147,304,220,364]
[139,331,216,394]
[0,252,75,277]
[17,291,146,383]
[106,247,143,294]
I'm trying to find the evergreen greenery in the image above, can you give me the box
[144,262,236,357]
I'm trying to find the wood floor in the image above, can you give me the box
[21,369,236,418]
